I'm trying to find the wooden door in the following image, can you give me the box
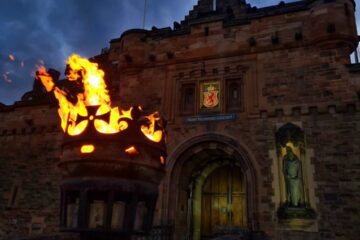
[201,166,246,238]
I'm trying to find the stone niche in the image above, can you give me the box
[270,122,318,231]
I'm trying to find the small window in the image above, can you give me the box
[204,27,209,36]
[111,201,126,230]
[344,3,349,16]
[88,191,108,229]
[226,80,242,112]
[8,183,21,208]
[64,191,80,228]
[29,216,45,235]
[181,84,196,115]
[134,202,148,231]
[121,40,125,51]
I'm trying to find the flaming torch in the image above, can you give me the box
[36,54,166,239]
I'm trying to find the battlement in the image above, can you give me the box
[108,0,358,68]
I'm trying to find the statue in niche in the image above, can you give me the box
[283,146,304,207]
[276,123,316,221]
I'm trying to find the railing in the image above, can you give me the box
[149,225,173,240]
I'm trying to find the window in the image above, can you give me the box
[29,216,45,235]
[181,84,196,114]
[344,3,349,16]
[88,191,108,229]
[7,183,21,208]
[64,191,80,228]
[204,27,209,36]
[213,0,216,11]
[226,80,242,111]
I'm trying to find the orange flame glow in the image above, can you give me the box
[125,146,139,155]
[160,156,165,165]
[36,54,132,136]
[81,144,95,153]
[141,112,163,143]
[9,54,15,61]
[36,54,164,145]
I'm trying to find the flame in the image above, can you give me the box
[36,54,132,135]
[81,144,94,153]
[36,54,164,144]
[141,112,163,143]
[9,54,15,61]
[66,54,110,106]
[125,146,139,155]
[160,156,165,165]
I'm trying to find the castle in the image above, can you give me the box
[0,0,359,239]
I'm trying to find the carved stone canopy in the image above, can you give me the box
[276,123,304,148]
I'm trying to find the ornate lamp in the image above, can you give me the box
[36,54,166,240]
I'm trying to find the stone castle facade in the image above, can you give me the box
[0,0,360,239]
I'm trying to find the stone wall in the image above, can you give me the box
[0,0,359,239]
[0,106,63,239]
[158,106,360,240]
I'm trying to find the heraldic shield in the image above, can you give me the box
[201,81,220,110]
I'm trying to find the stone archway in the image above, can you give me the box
[164,134,259,240]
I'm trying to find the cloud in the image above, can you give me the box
[0,0,200,105]
[0,0,359,105]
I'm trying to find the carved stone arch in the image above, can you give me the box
[275,122,305,149]
[163,133,261,239]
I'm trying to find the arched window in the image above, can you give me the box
[226,80,242,111]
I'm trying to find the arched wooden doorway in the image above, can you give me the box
[201,165,247,238]
[165,134,259,240]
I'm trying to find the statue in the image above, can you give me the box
[283,146,304,207]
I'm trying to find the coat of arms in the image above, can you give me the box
[201,82,220,109]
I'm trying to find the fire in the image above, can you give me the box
[125,146,139,155]
[81,144,95,153]
[9,54,15,61]
[36,54,132,136]
[36,54,164,146]
[141,112,163,143]
[66,54,109,106]
[160,156,165,165]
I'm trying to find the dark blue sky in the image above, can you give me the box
[1,0,359,105]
